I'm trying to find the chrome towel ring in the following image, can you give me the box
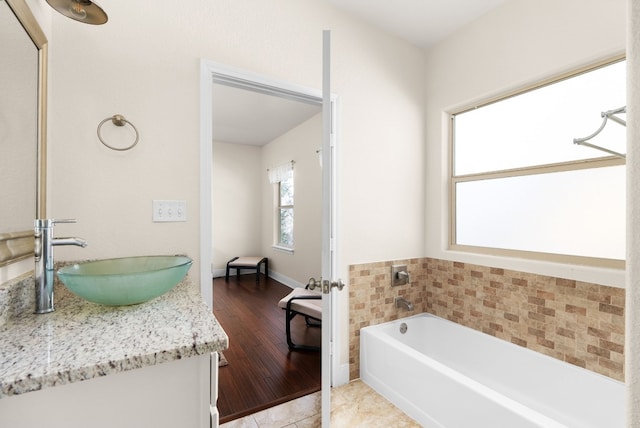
[97,114,139,151]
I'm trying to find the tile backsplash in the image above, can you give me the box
[349,257,625,382]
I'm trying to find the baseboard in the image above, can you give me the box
[333,363,350,387]
[212,268,304,289]
[268,270,305,289]
[212,268,230,278]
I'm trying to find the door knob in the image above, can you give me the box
[324,279,345,292]
[307,277,345,294]
[307,277,321,291]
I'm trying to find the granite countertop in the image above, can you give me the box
[0,275,228,399]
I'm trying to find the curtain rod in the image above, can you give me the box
[267,160,295,172]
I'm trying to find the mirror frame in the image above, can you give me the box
[0,0,47,266]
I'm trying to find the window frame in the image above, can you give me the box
[449,55,626,269]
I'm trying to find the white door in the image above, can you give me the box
[320,30,333,427]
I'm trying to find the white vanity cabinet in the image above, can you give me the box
[0,279,227,428]
[0,353,219,428]
[210,350,221,426]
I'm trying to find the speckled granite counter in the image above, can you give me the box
[0,275,228,398]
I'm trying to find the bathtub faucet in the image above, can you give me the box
[34,219,87,314]
[395,297,414,311]
[397,270,410,283]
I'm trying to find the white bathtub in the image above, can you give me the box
[360,313,624,428]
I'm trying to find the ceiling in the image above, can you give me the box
[325,0,508,49]
[212,83,321,146]
[213,0,508,146]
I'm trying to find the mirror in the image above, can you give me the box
[0,0,47,266]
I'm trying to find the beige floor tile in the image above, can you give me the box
[220,415,259,428]
[331,380,420,428]
[220,380,417,428]
[252,391,321,428]
[294,413,322,428]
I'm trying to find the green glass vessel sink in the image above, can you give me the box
[57,256,192,306]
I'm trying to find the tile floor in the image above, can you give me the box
[219,380,420,428]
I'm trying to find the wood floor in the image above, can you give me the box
[213,274,321,424]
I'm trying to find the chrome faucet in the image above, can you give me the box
[34,219,87,314]
[395,297,414,311]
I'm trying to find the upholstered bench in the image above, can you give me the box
[278,287,322,351]
[225,256,268,282]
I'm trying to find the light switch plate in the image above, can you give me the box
[153,200,186,222]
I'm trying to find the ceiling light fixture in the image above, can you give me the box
[45,0,108,25]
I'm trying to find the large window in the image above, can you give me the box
[451,58,626,266]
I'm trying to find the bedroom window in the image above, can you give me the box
[268,161,295,252]
[450,57,626,267]
[277,174,294,249]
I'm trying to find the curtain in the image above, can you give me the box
[268,161,294,184]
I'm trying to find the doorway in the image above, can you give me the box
[209,76,323,285]
[199,59,338,423]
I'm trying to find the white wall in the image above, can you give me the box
[261,114,322,286]
[49,0,426,286]
[424,0,627,287]
[49,0,426,371]
[212,142,262,272]
[211,113,322,285]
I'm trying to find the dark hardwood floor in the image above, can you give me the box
[213,274,321,424]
